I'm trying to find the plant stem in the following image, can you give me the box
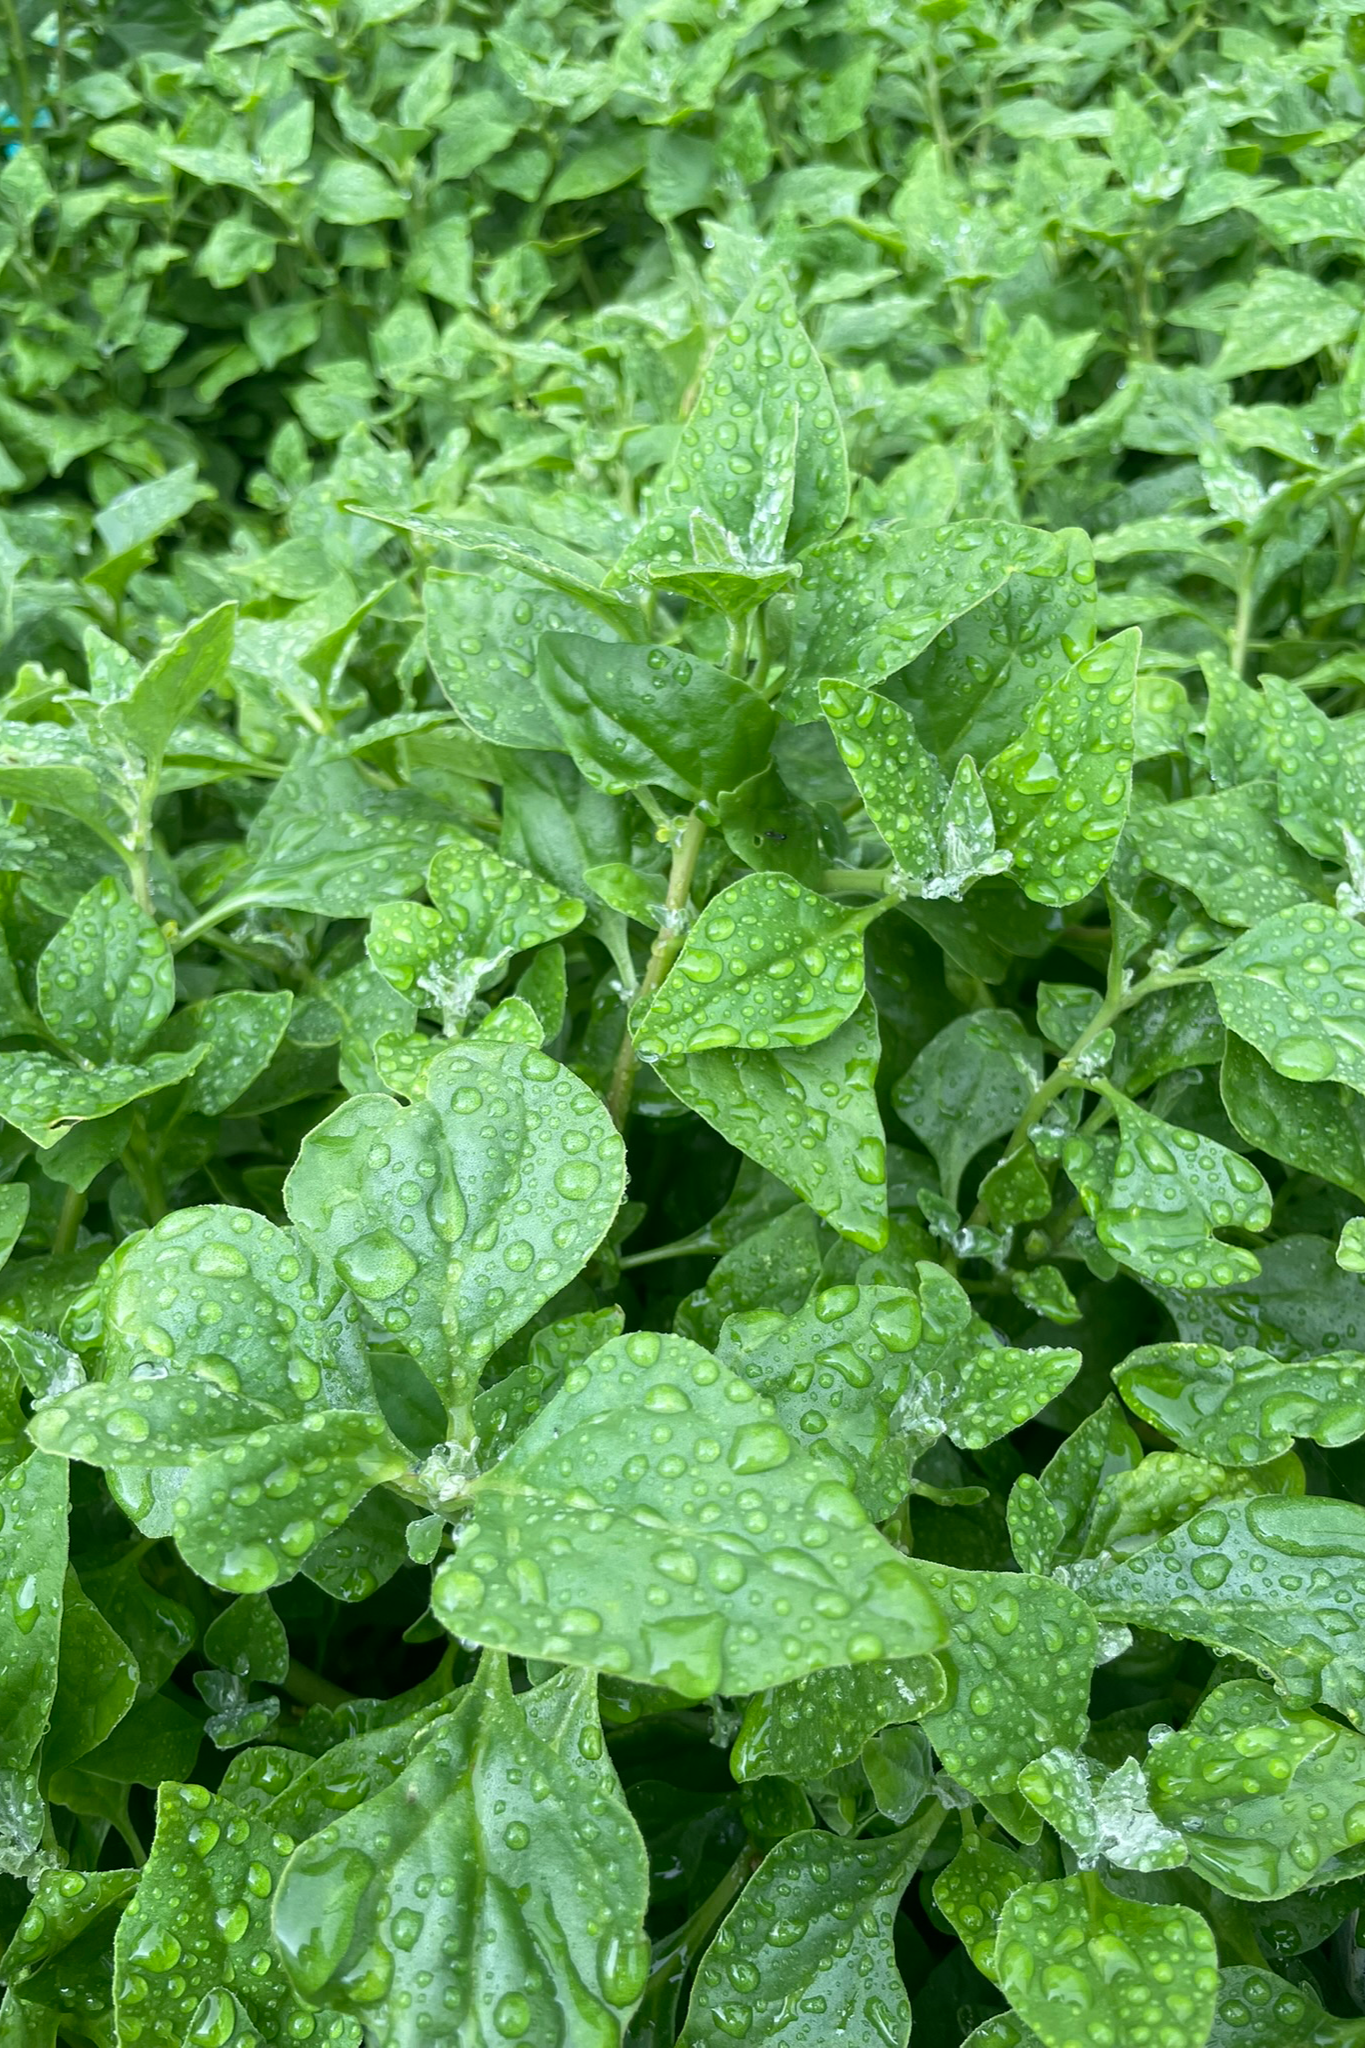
[53,1185,86,1258]
[1230,558,1256,677]
[605,811,708,1130]
[1,0,33,146]
[822,867,897,895]
[283,1659,356,1710]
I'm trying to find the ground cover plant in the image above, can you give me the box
[6,0,1365,2042]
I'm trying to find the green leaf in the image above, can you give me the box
[995,1875,1218,2048]
[113,604,236,773]
[1207,1968,1365,2048]
[933,1835,1033,1983]
[1260,674,1365,861]
[786,521,1054,724]
[715,1284,921,1517]
[424,568,585,750]
[41,1570,139,1780]
[222,750,469,920]
[372,514,642,641]
[1210,270,1357,380]
[432,1329,945,1700]
[820,680,1010,895]
[0,1046,207,1149]
[677,1825,928,2048]
[1147,1680,1365,1901]
[0,722,134,852]
[731,1655,946,1781]
[1115,1342,1365,1465]
[1087,1496,1365,1725]
[86,467,215,600]
[892,1012,1042,1204]
[631,874,868,1060]
[285,1040,625,1416]
[653,996,890,1249]
[0,1451,67,1771]
[366,834,583,1029]
[1064,1094,1271,1290]
[1128,784,1323,927]
[1207,905,1365,1092]
[113,1778,343,2048]
[919,1565,1097,1814]
[36,877,175,1063]
[274,1658,650,2043]
[148,989,295,1116]
[537,633,775,800]
[981,629,1139,907]
[1221,1031,1365,1202]
[611,274,847,588]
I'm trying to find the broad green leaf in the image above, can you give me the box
[1207,905,1365,1093]
[41,1570,139,1780]
[730,1655,946,1782]
[933,1835,1033,1983]
[1211,270,1357,380]
[0,1451,67,1771]
[82,1554,195,1697]
[285,1040,625,1416]
[112,604,236,773]
[1147,1681,1365,1901]
[1207,1967,1365,2048]
[892,1012,1042,1204]
[631,874,869,1059]
[1115,1343,1365,1465]
[785,521,1050,724]
[217,750,468,920]
[36,877,175,1063]
[1128,784,1323,927]
[0,1864,138,2008]
[995,1875,1218,2048]
[1221,1031,1365,1202]
[424,568,576,750]
[1261,674,1365,861]
[0,1046,206,1149]
[677,1824,929,2048]
[654,996,889,1249]
[919,1565,1096,1811]
[113,1779,343,2048]
[1161,1234,1365,1358]
[274,1658,650,2046]
[820,680,1010,896]
[1017,1748,1186,1871]
[148,989,295,1116]
[86,466,215,599]
[893,526,1097,768]
[1064,1094,1271,1290]
[1087,1496,1365,1725]
[432,1330,945,1699]
[981,629,1139,907]
[0,1187,28,1272]
[366,834,583,1029]
[368,514,642,641]
[715,1284,919,1517]
[537,633,774,799]
[611,274,847,587]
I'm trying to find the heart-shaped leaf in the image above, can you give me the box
[285,1040,624,1419]
[432,1330,945,1700]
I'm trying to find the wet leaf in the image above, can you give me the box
[273,1658,649,2045]
[1207,904,1365,1094]
[995,1874,1218,2048]
[285,1040,624,1417]
[1115,1342,1365,1465]
[892,1012,1043,1204]
[1128,783,1323,927]
[432,1330,945,1700]
[730,1656,946,1783]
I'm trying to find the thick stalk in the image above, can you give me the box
[53,1185,86,1258]
[605,811,707,1130]
[283,1659,356,1710]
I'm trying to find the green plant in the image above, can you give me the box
[5,2,1365,2044]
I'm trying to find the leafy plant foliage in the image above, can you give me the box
[3,0,1365,2043]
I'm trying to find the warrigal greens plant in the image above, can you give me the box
[6,0,1365,2044]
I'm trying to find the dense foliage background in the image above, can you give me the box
[5,1,1365,2043]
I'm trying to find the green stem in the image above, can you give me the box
[750,604,773,698]
[606,812,708,1130]
[283,1659,356,1710]
[1230,557,1256,678]
[965,961,1201,1227]
[822,867,897,895]
[52,1186,86,1258]
[0,0,33,146]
